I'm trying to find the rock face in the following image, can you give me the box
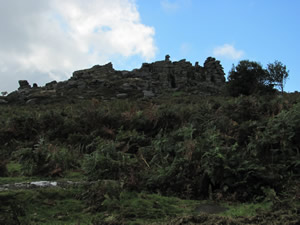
[5,55,226,104]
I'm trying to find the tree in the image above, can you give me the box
[267,60,289,94]
[227,60,272,97]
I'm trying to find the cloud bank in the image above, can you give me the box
[0,0,157,92]
[213,44,244,60]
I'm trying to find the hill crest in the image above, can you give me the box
[1,55,225,104]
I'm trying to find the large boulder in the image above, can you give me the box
[18,80,31,90]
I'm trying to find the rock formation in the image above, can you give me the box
[4,55,226,104]
[18,80,31,90]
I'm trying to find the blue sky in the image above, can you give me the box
[0,0,299,92]
[135,0,300,92]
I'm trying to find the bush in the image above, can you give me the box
[248,103,300,174]
[83,139,140,184]
[16,138,78,176]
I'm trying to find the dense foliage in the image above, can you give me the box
[267,60,289,93]
[227,60,289,96]
[1,93,300,203]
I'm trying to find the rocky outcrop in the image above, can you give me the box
[130,56,225,95]
[4,55,226,104]
[18,80,31,90]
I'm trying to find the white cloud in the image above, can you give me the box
[0,0,157,92]
[213,44,244,60]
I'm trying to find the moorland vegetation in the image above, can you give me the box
[0,60,299,224]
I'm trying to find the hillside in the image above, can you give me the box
[0,58,299,224]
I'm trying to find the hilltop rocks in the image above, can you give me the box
[5,55,226,104]
[18,80,31,90]
[128,55,225,95]
[204,57,226,84]
[72,63,115,80]
[45,81,57,90]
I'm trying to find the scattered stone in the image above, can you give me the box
[30,181,58,187]
[0,181,94,191]
[121,83,132,90]
[116,93,128,99]
[143,90,155,98]
[26,99,38,105]
[0,99,8,104]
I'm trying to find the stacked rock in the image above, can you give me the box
[203,57,226,85]
[18,80,31,90]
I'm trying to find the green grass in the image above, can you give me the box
[6,161,22,175]
[60,170,84,181]
[89,191,200,224]
[1,160,84,185]
[0,187,200,225]
[0,188,93,225]
[221,201,272,218]
[0,186,296,225]
[171,91,185,97]
[0,176,43,185]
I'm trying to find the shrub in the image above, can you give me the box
[16,138,78,176]
[83,139,140,184]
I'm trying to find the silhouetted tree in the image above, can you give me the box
[227,60,272,97]
[267,60,289,94]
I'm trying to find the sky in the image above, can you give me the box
[1,0,299,93]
